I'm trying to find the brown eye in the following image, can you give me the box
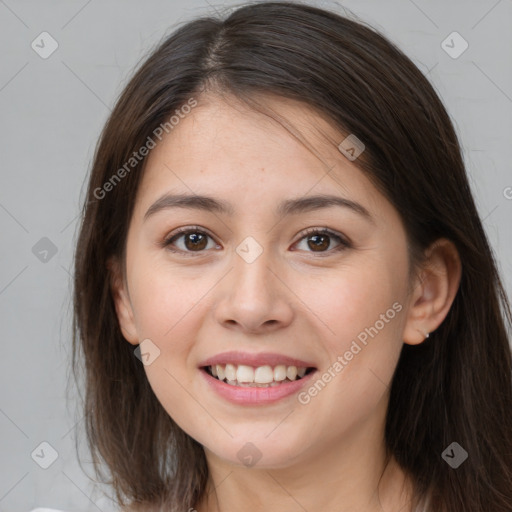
[162,226,350,257]
[306,233,330,252]
[181,232,208,251]
[294,228,350,254]
[163,228,217,255]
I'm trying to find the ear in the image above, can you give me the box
[403,238,462,345]
[107,256,139,345]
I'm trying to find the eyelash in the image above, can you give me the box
[161,225,351,257]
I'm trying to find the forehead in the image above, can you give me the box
[134,93,381,217]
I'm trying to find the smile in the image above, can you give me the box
[205,363,313,387]
[198,351,318,404]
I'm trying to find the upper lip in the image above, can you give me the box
[198,351,317,369]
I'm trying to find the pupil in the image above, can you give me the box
[308,234,329,251]
[186,233,207,251]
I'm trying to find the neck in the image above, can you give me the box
[195,400,414,512]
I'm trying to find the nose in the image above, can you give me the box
[213,247,294,335]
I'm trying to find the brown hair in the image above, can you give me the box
[71,2,512,511]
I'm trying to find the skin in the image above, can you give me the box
[110,93,461,512]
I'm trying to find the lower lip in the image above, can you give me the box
[200,368,317,405]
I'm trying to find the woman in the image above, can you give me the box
[72,2,512,511]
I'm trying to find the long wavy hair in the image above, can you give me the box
[71,2,512,511]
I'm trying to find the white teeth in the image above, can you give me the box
[254,365,274,384]
[236,365,254,383]
[208,363,311,386]
[225,363,237,381]
[286,366,297,380]
[273,365,287,381]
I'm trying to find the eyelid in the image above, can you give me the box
[297,226,351,247]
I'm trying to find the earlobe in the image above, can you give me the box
[107,257,139,345]
[403,238,462,346]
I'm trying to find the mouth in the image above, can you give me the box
[198,351,318,404]
[201,363,316,388]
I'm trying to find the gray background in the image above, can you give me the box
[0,0,511,511]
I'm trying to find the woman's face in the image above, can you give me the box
[113,93,418,469]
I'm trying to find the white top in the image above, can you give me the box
[29,509,68,512]
[29,501,430,512]
[30,509,69,512]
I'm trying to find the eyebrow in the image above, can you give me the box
[143,193,373,223]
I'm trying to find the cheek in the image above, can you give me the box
[132,269,208,430]
[303,260,407,402]
[142,358,205,442]
[310,263,404,347]
[128,254,207,342]
[128,258,218,390]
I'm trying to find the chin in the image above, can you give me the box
[200,428,312,470]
